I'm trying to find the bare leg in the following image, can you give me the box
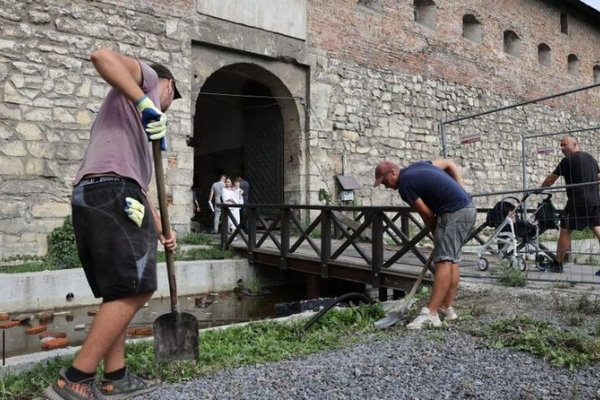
[427,261,452,316]
[556,228,572,263]
[72,291,153,373]
[441,263,460,310]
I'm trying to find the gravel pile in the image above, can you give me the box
[135,282,600,400]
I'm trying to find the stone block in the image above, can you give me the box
[0,321,21,329]
[31,202,71,218]
[0,156,25,174]
[42,337,70,350]
[39,331,67,339]
[26,324,47,334]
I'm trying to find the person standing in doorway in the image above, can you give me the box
[235,175,250,230]
[541,135,600,274]
[45,48,180,400]
[374,159,476,329]
[208,174,226,234]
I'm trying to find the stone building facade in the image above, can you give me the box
[1,0,599,258]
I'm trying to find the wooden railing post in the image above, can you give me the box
[371,210,383,288]
[280,208,290,270]
[247,206,256,263]
[320,210,331,278]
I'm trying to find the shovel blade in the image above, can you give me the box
[153,312,200,363]
[374,312,401,329]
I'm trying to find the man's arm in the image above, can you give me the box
[208,186,214,203]
[90,48,145,102]
[541,173,559,188]
[431,158,465,188]
[413,198,436,232]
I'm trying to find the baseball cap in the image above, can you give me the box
[373,161,397,187]
[150,63,182,99]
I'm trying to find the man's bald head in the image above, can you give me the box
[560,135,580,156]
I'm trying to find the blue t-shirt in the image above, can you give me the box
[397,161,472,214]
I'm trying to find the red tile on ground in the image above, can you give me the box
[39,331,67,339]
[26,325,47,334]
[42,337,70,350]
[38,311,55,323]
[0,313,9,321]
[0,321,21,329]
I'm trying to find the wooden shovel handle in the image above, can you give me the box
[152,141,179,313]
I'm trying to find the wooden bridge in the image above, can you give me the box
[219,204,441,299]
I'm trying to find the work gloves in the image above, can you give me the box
[136,95,167,150]
[124,197,145,227]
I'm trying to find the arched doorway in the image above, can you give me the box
[192,64,289,231]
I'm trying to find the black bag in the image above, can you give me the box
[534,199,558,231]
[486,201,515,227]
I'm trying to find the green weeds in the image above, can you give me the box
[470,315,600,370]
[0,305,384,399]
[498,265,527,287]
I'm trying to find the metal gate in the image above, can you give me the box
[244,102,284,205]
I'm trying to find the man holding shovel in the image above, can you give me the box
[45,48,180,400]
[374,159,476,329]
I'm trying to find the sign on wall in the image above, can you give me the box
[197,0,307,40]
[460,133,482,145]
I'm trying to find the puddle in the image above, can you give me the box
[2,286,306,360]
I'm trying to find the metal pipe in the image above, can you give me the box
[441,82,600,125]
[440,122,447,157]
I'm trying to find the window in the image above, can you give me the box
[567,54,579,77]
[462,14,481,43]
[503,30,520,57]
[560,12,568,34]
[359,0,383,13]
[538,43,551,66]
[414,0,436,31]
[593,65,600,83]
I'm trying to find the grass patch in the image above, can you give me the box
[178,232,214,245]
[0,304,384,399]
[498,265,527,287]
[470,315,600,370]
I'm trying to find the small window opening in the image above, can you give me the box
[594,65,600,84]
[538,43,552,66]
[503,30,520,57]
[414,0,436,31]
[462,14,481,43]
[568,54,579,77]
[560,12,568,34]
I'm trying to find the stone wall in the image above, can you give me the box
[0,0,195,258]
[2,0,600,258]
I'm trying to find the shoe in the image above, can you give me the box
[100,369,157,399]
[595,269,600,276]
[406,307,442,330]
[549,261,563,273]
[439,306,458,321]
[44,368,106,400]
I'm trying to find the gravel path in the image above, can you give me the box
[135,282,600,400]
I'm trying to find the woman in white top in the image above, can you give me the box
[221,177,244,233]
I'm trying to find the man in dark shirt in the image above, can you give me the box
[374,159,476,329]
[541,135,600,274]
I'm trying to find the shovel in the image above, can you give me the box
[151,141,200,363]
[374,250,435,329]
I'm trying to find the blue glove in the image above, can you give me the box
[124,197,145,227]
[136,95,167,150]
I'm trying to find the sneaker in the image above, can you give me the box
[549,261,563,273]
[100,369,157,399]
[595,269,600,276]
[439,306,458,321]
[406,307,442,330]
[44,368,106,400]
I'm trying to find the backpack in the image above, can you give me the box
[534,199,558,231]
[486,201,515,227]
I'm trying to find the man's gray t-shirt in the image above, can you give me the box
[73,62,161,190]
[212,181,225,205]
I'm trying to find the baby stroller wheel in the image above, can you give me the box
[535,254,551,271]
[513,256,526,271]
[478,257,489,271]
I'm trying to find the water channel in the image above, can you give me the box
[2,286,307,360]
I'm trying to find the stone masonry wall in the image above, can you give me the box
[2,0,600,258]
[0,0,195,259]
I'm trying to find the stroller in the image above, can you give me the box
[476,192,558,271]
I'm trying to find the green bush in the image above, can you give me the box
[46,216,82,270]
